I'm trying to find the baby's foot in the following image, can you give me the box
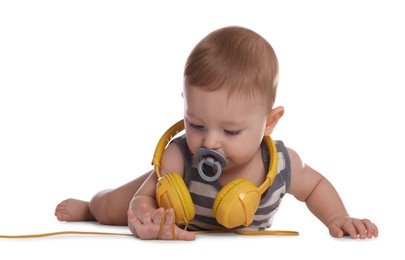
[54,198,95,222]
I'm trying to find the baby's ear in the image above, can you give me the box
[265,106,284,135]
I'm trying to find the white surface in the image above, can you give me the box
[0,1,403,259]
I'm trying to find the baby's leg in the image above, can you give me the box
[55,170,152,225]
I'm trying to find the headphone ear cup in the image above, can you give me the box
[213,178,261,228]
[156,173,195,225]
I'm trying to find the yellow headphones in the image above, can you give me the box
[152,120,278,229]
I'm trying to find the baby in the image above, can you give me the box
[55,26,378,240]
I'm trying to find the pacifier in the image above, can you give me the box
[197,148,228,182]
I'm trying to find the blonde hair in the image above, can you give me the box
[184,26,279,111]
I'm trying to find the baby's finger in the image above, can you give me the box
[127,209,143,236]
[127,209,136,222]
[360,219,378,238]
[161,209,195,241]
[162,208,175,226]
[371,223,379,237]
[351,219,368,239]
[155,209,176,240]
[176,228,196,241]
[151,207,166,224]
[139,204,153,225]
[328,223,345,238]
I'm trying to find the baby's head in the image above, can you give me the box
[182,26,283,167]
[184,26,279,113]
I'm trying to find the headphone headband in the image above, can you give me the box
[152,120,185,178]
[152,119,278,192]
[259,135,278,194]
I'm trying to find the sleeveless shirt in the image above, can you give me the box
[171,135,291,231]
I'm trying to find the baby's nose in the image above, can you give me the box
[202,131,221,150]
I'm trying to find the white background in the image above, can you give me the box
[1,0,403,259]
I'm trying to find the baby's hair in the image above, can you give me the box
[184,26,279,112]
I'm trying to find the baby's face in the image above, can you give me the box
[183,84,268,171]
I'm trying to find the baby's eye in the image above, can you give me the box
[224,130,241,136]
[190,123,204,131]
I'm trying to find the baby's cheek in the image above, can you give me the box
[185,136,199,155]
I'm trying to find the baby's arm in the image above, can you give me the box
[127,143,196,241]
[287,147,378,239]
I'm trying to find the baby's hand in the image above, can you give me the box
[127,204,196,241]
[328,217,378,239]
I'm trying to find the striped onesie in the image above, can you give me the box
[171,135,291,231]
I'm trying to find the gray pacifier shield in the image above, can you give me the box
[197,148,228,182]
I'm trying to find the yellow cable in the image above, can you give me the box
[187,221,299,236]
[156,210,168,239]
[0,231,132,239]
[0,228,298,239]
[1,216,298,239]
